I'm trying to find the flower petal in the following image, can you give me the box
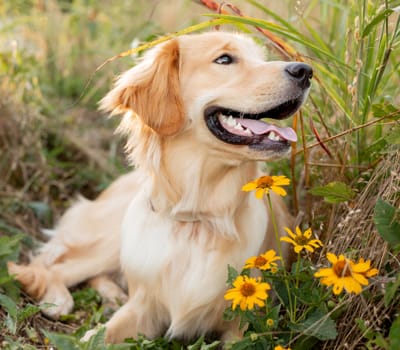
[271,186,287,196]
[255,188,265,199]
[280,237,296,245]
[283,227,296,240]
[242,182,257,191]
[303,228,312,238]
[326,252,338,264]
[294,245,303,253]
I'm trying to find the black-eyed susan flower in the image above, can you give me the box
[274,345,291,350]
[314,253,378,295]
[243,249,281,270]
[242,175,290,199]
[224,275,271,311]
[280,226,323,253]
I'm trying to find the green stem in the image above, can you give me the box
[266,194,295,322]
[267,194,286,270]
[293,252,301,322]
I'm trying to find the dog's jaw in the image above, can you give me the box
[203,96,305,154]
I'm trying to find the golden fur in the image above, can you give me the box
[8,31,312,343]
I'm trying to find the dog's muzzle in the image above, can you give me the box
[204,63,313,153]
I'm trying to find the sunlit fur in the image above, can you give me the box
[7,31,311,343]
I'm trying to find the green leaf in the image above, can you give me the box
[17,303,41,323]
[43,331,80,350]
[384,271,400,307]
[226,265,239,284]
[0,234,24,258]
[389,314,400,350]
[290,309,337,341]
[85,327,106,350]
[362,9,394,38]
[372,103,400,119]
[0,293,18,319]
[309,182,355,204]
[187,336,220,350]
[27,201,53,224]
[386,126,400,145]
[374,199,400,247]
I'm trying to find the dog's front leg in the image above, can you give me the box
[83,287,166,344]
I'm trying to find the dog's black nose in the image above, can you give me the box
[284,63,313,89]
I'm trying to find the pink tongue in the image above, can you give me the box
[238,119,297,142]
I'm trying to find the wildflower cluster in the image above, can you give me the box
[223,175,379,349]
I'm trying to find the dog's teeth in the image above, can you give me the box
[243,128,252,136]
[268,131,281,141]
[226,116,236,127]
[234,123,244,131]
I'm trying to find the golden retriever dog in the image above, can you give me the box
[8,31,312,343]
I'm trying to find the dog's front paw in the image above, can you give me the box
[81,325,104,342]
[40,284,74,319]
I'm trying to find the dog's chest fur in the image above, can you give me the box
[120,179,268,326]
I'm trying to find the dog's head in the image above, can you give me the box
[101,31,312,163]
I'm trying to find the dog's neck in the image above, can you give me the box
[148,140,259,227]
[125,123,261,234]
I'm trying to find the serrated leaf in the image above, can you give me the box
[289,309,337,341]
[309,182,355,204]
[374,199,400,246]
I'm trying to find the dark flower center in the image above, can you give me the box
[240,282,256,297]
[255,256,267,267]
[257,176,274,189]
[295,236,309,245]
[333,260,352,277]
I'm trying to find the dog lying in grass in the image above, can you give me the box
[8,31,312,343]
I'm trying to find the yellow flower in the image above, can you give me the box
[266,318,274,327]
[314,253,378,295]
[224,275,271,311]
[357,258,379,278]
[243,249,281,270]
[280,226,323,253]
[242,175,290,199]
[274,345,291,350]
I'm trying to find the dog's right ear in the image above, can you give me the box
[100,39,185,136]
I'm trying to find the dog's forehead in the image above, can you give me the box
[178,32,266,60]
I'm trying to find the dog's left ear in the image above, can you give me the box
[100,39,184,136]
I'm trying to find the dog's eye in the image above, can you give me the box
[214,54,234,65]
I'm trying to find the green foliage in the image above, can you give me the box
[222,247,340,349]
[374,199,400,250]
[309,181,356,204]
[384,272,400,308]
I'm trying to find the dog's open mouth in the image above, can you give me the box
[204,98,302,150]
